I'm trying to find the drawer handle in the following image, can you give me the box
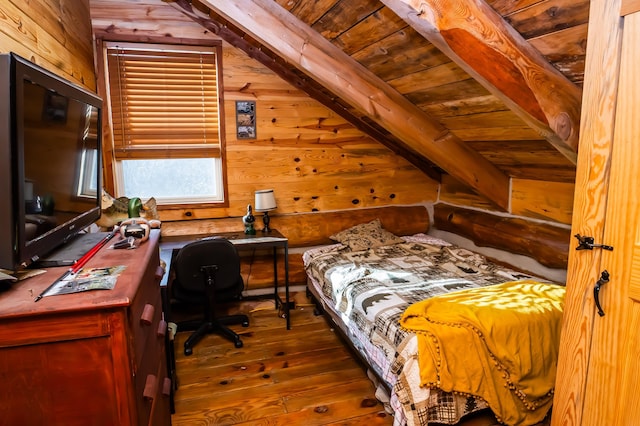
[157,319,167,337]
[141,303,155,325]
[162,377,172,397]
[143,374,157,400]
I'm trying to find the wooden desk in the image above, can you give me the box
[160,229,291,329]
[0,230,171,425]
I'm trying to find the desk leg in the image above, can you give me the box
[272,245,291,330]
[284,243,290,329]
[273,246,279,310]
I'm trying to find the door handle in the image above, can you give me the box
[594,270,610,317]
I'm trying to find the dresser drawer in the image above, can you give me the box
[146,351,172,426]
[128,248,170,425]
[136,350,171,426]
[130,288,164,365]
[129,254,164,368]
[130,285,165,421]
[134,322,169,426]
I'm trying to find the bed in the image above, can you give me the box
[303,219,564,425]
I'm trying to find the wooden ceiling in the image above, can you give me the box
[94,0,587,210]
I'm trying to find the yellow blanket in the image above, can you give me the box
[400,280,565,425]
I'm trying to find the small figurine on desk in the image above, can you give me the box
[242,204,256,235]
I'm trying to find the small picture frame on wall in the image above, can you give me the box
[235,100,256,139]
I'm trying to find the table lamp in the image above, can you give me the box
[254,189,277,232]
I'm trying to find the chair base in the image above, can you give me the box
[181,314,249,355]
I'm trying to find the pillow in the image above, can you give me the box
[330,219,404,251]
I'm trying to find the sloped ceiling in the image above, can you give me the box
[97,0,587,210]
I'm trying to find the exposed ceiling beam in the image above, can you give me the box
[181,0,512,210]
[168,0,442,182]
[380,0,582,164]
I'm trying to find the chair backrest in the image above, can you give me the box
[173,238,242,294]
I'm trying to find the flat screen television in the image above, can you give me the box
[0,53,103,271]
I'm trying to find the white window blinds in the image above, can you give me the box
[106,43,221,159]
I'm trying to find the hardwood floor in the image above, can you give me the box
[168,293,547,426]
[170,293,393,425]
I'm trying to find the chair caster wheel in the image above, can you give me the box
[184,348,193,356]
[242,320,249,327]
[235,340,243,348]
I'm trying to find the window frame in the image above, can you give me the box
[98,38,229,209]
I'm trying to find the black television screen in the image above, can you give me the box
[0,53,103,271]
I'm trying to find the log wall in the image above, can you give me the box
[0,0,95,90]
[433,203,571,270]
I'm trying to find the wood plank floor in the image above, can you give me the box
[169,292,543,426]
[170,293,394,425]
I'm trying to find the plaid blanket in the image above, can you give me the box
[304,234,541,425]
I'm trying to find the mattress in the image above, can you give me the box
[303,233,542,425]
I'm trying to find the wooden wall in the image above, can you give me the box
[439,175,575,225]
[90,1,438,223]
[0,0,95,90]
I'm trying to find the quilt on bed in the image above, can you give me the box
[401,280,564,425]
[303,234,546,425]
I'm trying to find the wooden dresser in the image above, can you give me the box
[0,230,171,426]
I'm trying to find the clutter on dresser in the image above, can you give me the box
[96,190,159,230]
[37,265,127,298]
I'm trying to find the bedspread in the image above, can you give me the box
[304,234,544,425]
[401,280,565,425]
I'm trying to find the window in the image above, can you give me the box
[105,42,226,204]
[77,147,99,198]
[76,105,100,198]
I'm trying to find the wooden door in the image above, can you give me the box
[553,1,640,424]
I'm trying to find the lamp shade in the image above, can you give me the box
[254,189,277,212]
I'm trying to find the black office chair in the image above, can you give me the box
[171,238,249,355]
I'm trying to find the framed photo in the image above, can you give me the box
[235,100,256,139]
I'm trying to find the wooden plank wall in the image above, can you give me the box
[0,0,95,90]
[439,175,575,225]
[90,1,439,223]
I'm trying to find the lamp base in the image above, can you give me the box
[262,211,272,233]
